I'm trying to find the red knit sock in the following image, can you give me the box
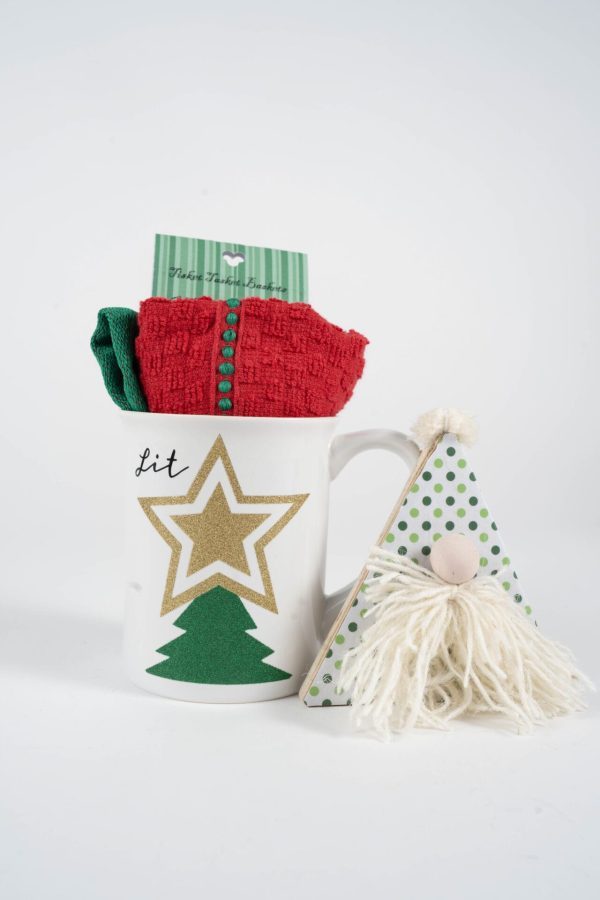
[135,296,368,417]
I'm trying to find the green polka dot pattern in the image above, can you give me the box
[303,433,530,707]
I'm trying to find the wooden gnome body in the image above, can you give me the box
[301,409,590,737]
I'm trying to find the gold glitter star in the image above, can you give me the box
[139,435,308,616]
[172,484,269,577]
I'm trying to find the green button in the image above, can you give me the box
[225,312,238,325]
[222,329,236,342]
[218,380,232,393]
[219,362,235,375]
[218,398,232,411]
[226,298,240,308]
[221,346,234,358]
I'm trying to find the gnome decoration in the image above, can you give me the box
[301,408,591,737]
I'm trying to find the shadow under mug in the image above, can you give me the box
[121,412,419,702]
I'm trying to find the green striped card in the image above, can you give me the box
[152,235,308,302]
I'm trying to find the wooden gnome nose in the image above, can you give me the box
[430,533,479,584]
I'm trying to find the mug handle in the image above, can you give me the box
[322,429,421,636]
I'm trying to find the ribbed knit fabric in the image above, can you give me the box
[135,296,368,417]
[91,308,148,411]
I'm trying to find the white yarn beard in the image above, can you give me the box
[339,548,592,738]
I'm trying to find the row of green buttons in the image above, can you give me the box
[217,298,240,411]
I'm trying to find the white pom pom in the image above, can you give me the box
[411,408,477,449]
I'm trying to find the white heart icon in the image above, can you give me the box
[222,251,245,268]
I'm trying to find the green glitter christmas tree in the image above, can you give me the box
[146,586,291,684]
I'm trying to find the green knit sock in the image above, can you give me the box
[91,308,148,411]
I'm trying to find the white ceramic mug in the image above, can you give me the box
[122,412,419,702]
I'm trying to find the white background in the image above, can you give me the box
[1,1,599,898]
